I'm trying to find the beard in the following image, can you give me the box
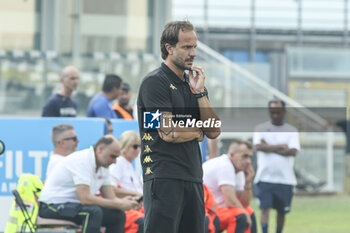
[172,56,186,70]
[172,55,193,71]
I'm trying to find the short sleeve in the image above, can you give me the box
[68,160,92,186]
[140,76,172,112]
[288,132,300,151]
[253,131,262,145]
[235,172,245,191]
[216,163,236,187]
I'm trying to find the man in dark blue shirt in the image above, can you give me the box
[42,66,79,117]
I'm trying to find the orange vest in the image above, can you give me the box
[113,104,134,119]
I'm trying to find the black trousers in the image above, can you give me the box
[143,178,205,233]
[39,202,125,233]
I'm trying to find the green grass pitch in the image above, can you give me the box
[249,195,350,233]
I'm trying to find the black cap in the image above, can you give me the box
[122,83,130,91]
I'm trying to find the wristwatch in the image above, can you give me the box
[194,88,208,98]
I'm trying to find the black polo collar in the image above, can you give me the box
[161,63,188,84]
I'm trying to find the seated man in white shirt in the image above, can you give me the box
[39,135,141,233]
[203,140,256,233]
[46,124,79,178]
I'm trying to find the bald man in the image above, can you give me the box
[39,135,141,233]
[42,66,80,117]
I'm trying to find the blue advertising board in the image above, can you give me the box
[0,118,140,196]
[111,119,139,138]
[0,118,208,196]
[0,117,107,196]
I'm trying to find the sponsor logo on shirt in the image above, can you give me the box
[144,145,152,153]
[142,133,154,141]
[170,84,177,90]
[143,156,153,164]
[145,167,153,175]
[60,107,77,116]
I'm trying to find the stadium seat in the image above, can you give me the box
[36,216,80,230]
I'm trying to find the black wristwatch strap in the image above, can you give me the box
[194,88,208,98]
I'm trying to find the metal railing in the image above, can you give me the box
[195,41,343,192]
[0,42,345,192]
[173,0,349,31]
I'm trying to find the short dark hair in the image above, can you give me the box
[160,20,194,60]
[121,83,130,91]
[93,135,114,151]
[102,74,122,93]
[268,99,286,109]
[228,139,252,153]
[52,124,74,145]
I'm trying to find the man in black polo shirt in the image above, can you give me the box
[137,20,221,233]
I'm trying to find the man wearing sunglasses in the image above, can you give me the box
[46,124,79,178]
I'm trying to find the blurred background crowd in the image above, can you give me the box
[1,0,350,202]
